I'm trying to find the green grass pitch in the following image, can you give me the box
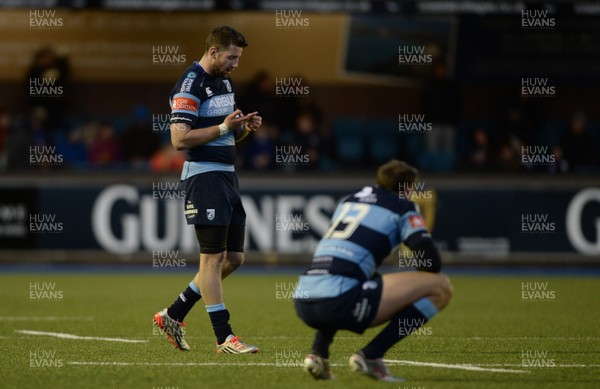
[1,271,599,388]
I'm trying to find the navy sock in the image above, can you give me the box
[166,281,201,322]
[310,330,336,359]
[206,304,233,344]
[362,298,438,359]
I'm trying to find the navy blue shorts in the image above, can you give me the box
[181,171,246,226]
[294,275,383,334]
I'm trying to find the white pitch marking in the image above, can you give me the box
[0,316,93,321]
[68,362,277,367]
[68,360,528,374]
[477,363,600,368]
[217,336,600,340]
[16,330,147,343]
[384,359,528,374]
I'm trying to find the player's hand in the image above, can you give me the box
[244,112,262,132]
[224,109,247,130]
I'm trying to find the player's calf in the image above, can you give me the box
[222,252,244,278]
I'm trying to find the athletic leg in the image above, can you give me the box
[304,329,336,380]
[350,272,452,381]
[310,329,336,359]
[372,271,452,326]
[362,272,452,357]
[221,224,246,278]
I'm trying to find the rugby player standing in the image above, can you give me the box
[153,26,262,354]
[294,160,453,381]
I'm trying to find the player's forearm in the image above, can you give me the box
[170,124,222,150]
[405,236,442,273]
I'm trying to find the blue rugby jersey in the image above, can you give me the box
[294,185,431,299]
[169,62,237,179]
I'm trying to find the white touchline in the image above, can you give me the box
[68,362,278,366]
[15,330,147,343]
[67,361,530,373]
[384,360,529,374]
[478,363,600,368]
[0,316,93,321]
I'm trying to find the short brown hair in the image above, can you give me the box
[205,26,248,52]
[376,159,418,192]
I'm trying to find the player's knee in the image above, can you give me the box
[202,252,226,266]
[436,273,453,309]
[226,252,244,270]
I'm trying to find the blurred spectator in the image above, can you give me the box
[548,145,569,174]
[150,144,185,173]
[556,111,596,172]
[422,61,461,153]
[497,93,545,148]
[29,106,51,147]
[494,140,521,172]
[241,70,277,125]
[243,122,277,170]
[0,109,11,169]
[56,126,91,169]
[121,105,160,169]
[290,111,324,170]
[463,127,492,171]
[26,46,70,130]
[89,122,122,168]
[276,74,322,134]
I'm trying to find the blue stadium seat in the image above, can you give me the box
[418,151,456,172]
[538,120,567,147]
[364,119,399,162]
[333,118,366,162]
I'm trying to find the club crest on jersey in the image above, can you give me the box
[362,281,378,290]
[354,186,377,203]
[207,209,215,221]
[223,79,232,92]
[205,87,214,97]
[186,71,196,78]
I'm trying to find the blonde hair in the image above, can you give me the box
[376,159,418,192]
